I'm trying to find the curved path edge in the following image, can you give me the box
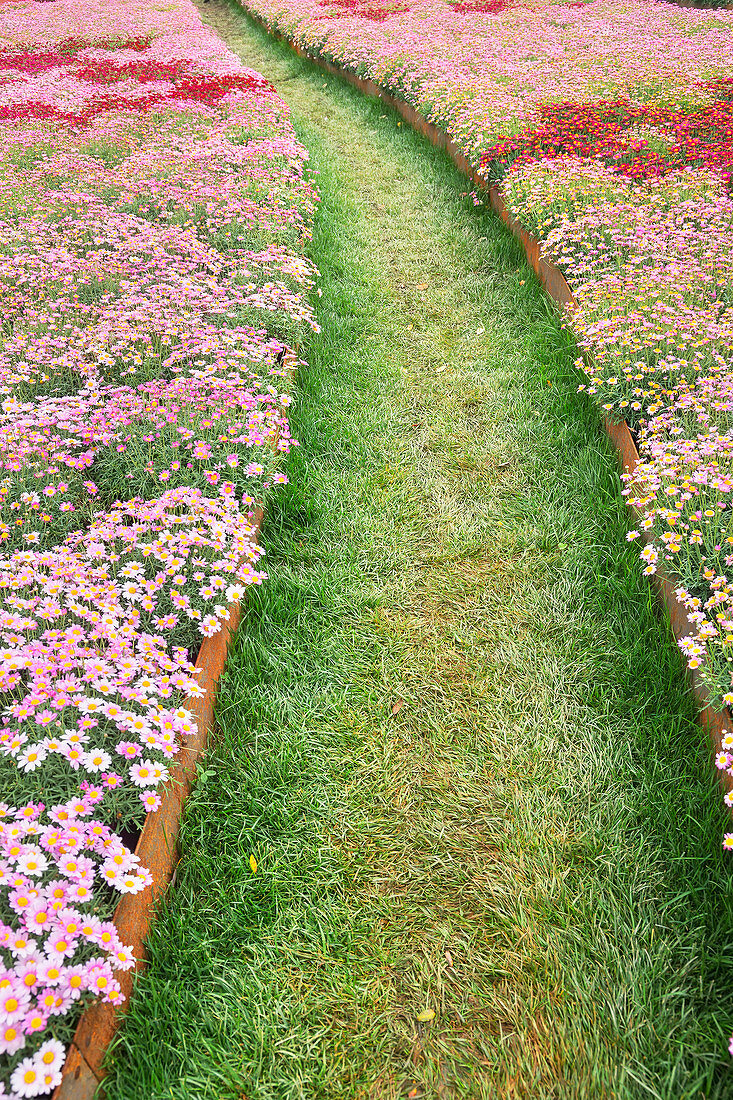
[235,0,733,798]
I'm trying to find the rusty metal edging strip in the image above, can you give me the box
[54,508,263,1100]
[238,2,733,779]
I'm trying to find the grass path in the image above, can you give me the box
[105,5,733,1097]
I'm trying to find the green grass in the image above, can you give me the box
[103,5,733,1097]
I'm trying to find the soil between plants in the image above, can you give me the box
[102,5,733,1098]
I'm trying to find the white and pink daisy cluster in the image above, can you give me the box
[0,0,317,1092]
[0,799,142,1095]
[0,489,266,803]
[0,372,294,550]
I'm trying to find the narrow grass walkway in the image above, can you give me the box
[105,5,733,1097]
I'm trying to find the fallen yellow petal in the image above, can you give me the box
[416,1009,435,1022]
[249,855,258,873]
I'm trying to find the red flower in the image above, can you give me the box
[0,44,276,124]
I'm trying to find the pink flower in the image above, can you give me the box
[115,742,141,761]
[0,983,29,1024]
[129,760,158,787]
[0,1022,26,1055]
[22,1007,48,1034]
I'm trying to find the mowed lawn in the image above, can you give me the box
[105,4,733,1097]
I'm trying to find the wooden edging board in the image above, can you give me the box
[53,508,263,1100]
[238,1,733,781]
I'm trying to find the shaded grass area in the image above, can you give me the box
[104,5,733,1097]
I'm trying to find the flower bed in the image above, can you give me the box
[0,0,317,1095]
